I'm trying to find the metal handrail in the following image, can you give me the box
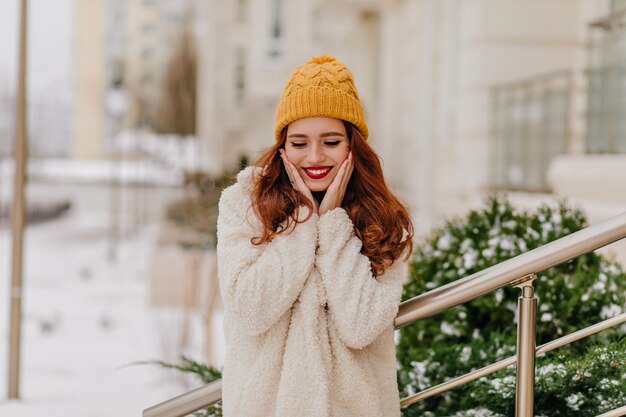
[143,380,221,417]
[595,405,626,417]
[143,211,626,417]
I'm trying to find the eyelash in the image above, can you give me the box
[290,141,341,148]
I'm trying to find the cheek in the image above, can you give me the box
[284,149,303,166]
[334,145,350,163]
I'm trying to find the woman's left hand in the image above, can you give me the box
[319,152,353,216]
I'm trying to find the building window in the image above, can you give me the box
[587,13,626,153]
[142,23,155,33]
[235,47,246,106]
[490,71,572,192]
[268,0,283,58]
[0,94,15,157]
[237,0,247,23]
[141,48,154,60]
[141,73,153,84]
[611,0,626,12]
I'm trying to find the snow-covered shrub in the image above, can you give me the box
[398,195,626,416]
[467,339,626,416]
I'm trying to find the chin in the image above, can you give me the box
[306,182,330,192]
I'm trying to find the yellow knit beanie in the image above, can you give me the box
[274,55,369,141]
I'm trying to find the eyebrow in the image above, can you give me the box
[287,131,346,138]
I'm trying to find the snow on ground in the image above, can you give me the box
[0,181,212,416]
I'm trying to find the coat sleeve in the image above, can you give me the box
[217,182,318,336]
[316,207,407,349]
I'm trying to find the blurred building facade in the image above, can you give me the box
[73,0,194,159]
[196,0,626,239]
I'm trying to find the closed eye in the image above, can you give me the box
[289,142,306,148]
[324,141,341,147]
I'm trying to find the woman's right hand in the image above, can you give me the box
[279,149,319,215]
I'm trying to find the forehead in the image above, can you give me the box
[286,117,346,136]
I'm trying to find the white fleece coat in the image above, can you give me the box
[217,166,407,417]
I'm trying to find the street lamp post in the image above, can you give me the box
[104,79,129,262]
[8,0,28,399]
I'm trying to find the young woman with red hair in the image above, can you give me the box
[217,55,414,417]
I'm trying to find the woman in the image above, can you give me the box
[217,55,414,417]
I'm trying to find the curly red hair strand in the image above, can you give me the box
[249,135,316,245]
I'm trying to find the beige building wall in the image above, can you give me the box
[73,0,105,160]
[373,0,614,232]
[442,0,588,217]
[196,0,241,174]
[73,0,193,160]
[126,0,191,125]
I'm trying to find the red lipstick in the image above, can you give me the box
[303,166,333,180]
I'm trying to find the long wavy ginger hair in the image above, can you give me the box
[250,122,414,277]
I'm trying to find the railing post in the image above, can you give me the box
[512,274,537,417]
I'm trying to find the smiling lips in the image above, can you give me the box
[303,166,333,179]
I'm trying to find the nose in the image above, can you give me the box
[308,143,325,165]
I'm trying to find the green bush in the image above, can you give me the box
[466,339,626,417]
[138,356,223,416]
[398,195,626,416]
